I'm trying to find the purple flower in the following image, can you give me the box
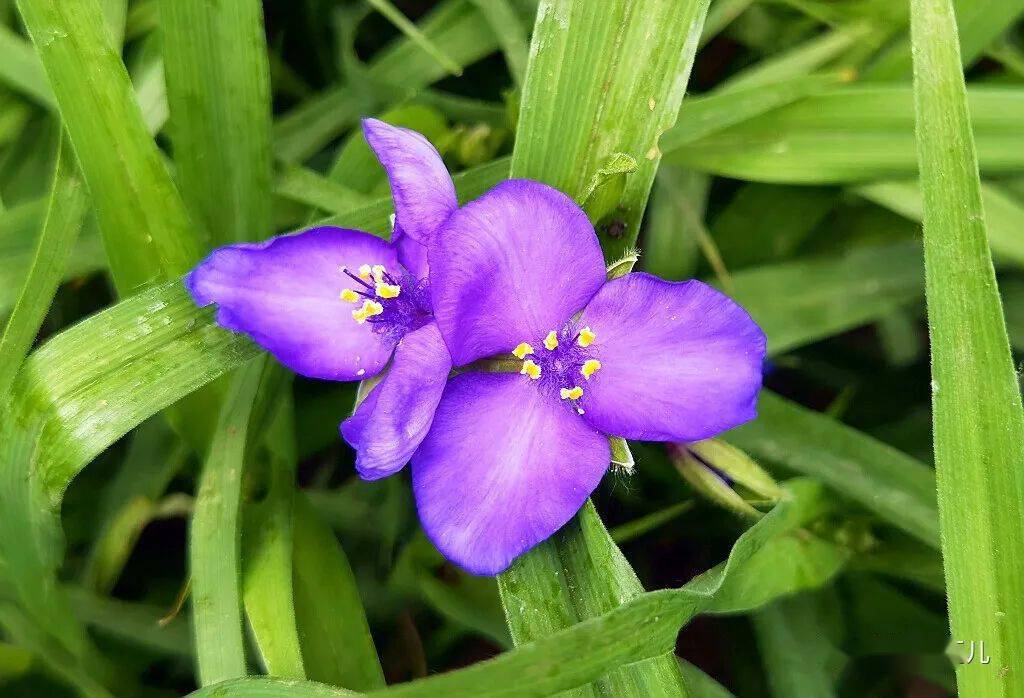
[185,118,457,479]
[412,180,767,575]
[185,119,766,578]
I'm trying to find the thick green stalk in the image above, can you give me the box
[497,0,710,695]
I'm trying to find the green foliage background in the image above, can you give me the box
[0,0,1022,695]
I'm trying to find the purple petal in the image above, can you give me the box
[185,227,398,381]
[412,372,610,575]
[362,118,457,243]
[392,224,430,280]
[429,180,606,366]
[340,322,451,480]
[576,273,766,441]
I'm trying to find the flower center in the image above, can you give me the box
[339,263,432,343]
[513,324,601,412]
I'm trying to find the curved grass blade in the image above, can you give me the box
[0,141,87,394]
[911,0,1024,692]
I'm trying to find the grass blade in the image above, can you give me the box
[17,0,202,293]
[726,391,939,548]
[0,141,87,394]
[911,0,1024,692]
[292,495,386,690]
[855,179,1024,267]
[161,0,273,246]
[190,357,267,685]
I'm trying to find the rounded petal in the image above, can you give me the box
[429,180,607,366]
[576,273,766,441]
[340,322,452,480]
[185,227,398,381]
[412,372,610,575]
[362,118,457,243]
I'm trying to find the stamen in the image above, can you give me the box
[544,331,559,350]
[581,359,602,379]
[358,264,373,281]
[512,342,534,359]
[352,299,383,324]
[520,360,542,380]
[560,386,584,400]
[371,264,386,283]
[340,288,360,303]
[577,327,596,347]
[376,282,401,299]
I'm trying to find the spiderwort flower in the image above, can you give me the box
[413,180,767,575]
[185,119,458,478]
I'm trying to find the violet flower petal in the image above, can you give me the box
[412,372,610,575]
[362,118,457,244]
[429,179,606,366]
[185,226,398,381]
[340,322,452,480]
[392,223,430,280]
[576,273,766,441]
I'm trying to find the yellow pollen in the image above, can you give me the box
[512,342,534,359]
[339,288,360,303]
[352,299,383,324]
[520,360,542,380]
[376,282,400,299]
[581,359,602,379]
[543,331,559,350]
[560,386,584,400]
[357,264,373,281]
[371,264,387,283]
[577,327,596,347]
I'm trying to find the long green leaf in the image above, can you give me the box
[911,0,1024,693]
[292,495,386,690]
[729,242,923,355]
[16,0,202,293]
[727,391,939,547]
[0,142,87,394]
[190,358,267,685]
[162,0,273,246]
[855,179,1024,267]
[668,86,1024,183]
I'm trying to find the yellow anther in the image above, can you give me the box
[340,288,360,303]
[371,264,387,283]
[520,360,542,380]
[376,283,401,299]
[358,264,373,280]
[581,359,602,379]
[560,386,584,400]
[543,331,559,350]
[577,327,596,347]
[512,342,534,359]
[352,300,383,324]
